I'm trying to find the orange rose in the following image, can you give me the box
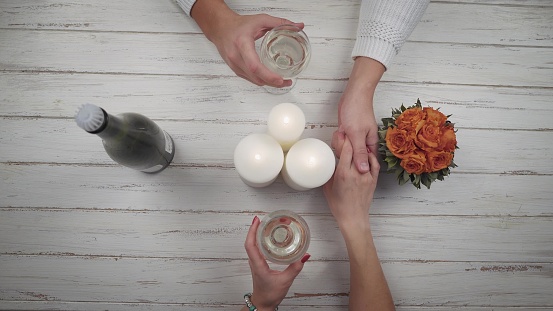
[424,107,447,126]
[439,125,457,153]
[396,107,425,131]
[426,151,453,172]
[385,127,416,159]
[400,150,427,175]
[415,121,441,151]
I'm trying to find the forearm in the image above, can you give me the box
[348,57,385,97]
[341,57,385,113]
[340,220,395,311]
[190,0,237,42]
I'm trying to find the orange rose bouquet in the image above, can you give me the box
[378,99,458,189]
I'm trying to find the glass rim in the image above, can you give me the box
[260,24,311,70]
[256,210,311,265]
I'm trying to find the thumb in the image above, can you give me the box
[349,131,370,173]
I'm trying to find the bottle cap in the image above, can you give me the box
[75,103,105,132]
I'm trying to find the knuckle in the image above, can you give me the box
[279,18,291,25]
[247,62,260,74]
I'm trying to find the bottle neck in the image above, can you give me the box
[93,110,126,140]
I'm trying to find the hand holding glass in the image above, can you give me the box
[260,24,311,94]
[257,210,310,265]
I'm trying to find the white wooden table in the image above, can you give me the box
[1,0,552,310]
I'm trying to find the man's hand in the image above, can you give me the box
[335,57,385,173]
[191,0,303,87]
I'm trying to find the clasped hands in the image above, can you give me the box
[192,2,384,173]
[191,5,384,309]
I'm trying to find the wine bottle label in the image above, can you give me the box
[141,164,163,173]
[163,130,173,154]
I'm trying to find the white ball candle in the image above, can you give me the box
[267,103,306,152]
[281,138,336,191]
[234,133,284,188]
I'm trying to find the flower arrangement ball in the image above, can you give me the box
[378,99,458,189]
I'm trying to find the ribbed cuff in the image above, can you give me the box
[351,35,396,70]
[175,0,197,16]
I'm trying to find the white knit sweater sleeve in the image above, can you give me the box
[175,0,197,16]
[352,0,430,69]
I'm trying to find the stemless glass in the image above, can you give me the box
[259,24,311,94]
[256,210,310,265]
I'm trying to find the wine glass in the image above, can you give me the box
[256,210,310,265]
[259,24,311,94]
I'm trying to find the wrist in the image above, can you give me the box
[348,57,385,95]
[338,214,371,241]
[246,293,278,311]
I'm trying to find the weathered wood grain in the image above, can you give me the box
[1,1,551,47]
[1,118,552,175]
[1,72,552,131]
[1,209,551,262]
[1,255,551,307]
[1,29,552,87]
[1,164,551,216]
[1,0,552,309]
[2,302,552,311]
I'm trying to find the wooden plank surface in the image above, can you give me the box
[1,209,551,262]
[1,29,551,87]
[1,119,552,175]
[1,73,552,131]
[1,1,551,47]
[2,303,552,311]
[1,256,552,307]
[1,0,552,309]
[1,165,551,216]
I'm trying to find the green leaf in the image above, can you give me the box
[382,118,395,128]
[402,170,411,183]
[395,167,404,179]
[398,175,409,185]
[378,129,388,140]
[385,157,398,171]
[429,172,439,181]
[414,174,421,185]
[421,174,432,189]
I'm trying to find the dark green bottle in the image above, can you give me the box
[75,104,175,173]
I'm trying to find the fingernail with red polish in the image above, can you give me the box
[252,216,258,225]
[301,254,311,263]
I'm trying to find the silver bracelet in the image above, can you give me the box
[244,293,278,311]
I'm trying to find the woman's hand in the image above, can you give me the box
[191,0,303,87]
[324,135,380,230]
[243,216,310,311]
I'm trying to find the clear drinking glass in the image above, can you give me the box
[256,210,310,265]
[259,24,311,94]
